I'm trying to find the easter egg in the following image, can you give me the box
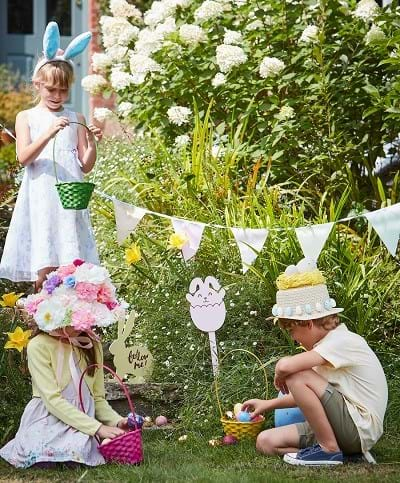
[233,403,243,416]
[237,411,252,422]
[274,391,305,427]
[128,412,144,429]
[143,416,154,427]
[155,415,168,426]
[222,435,238,445]
[101,438,111,446]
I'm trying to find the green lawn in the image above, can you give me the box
[1,430,399,482]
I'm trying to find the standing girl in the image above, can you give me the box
[0,22,100,291]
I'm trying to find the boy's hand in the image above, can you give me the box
[48,117,69,137]
[241,399,272,418]
[87,124,103,143]
[96,424,125,440]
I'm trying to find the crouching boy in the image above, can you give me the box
[243,258,387,466]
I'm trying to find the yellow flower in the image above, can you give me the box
[4,326,32,352]
[0,292,24,308]
[125,243,142,265]
[168,232,189,250]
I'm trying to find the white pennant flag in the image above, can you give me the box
[231,228,269,274]
[295,222,334,261]
[113,199,147,244]
[364,204,400,256]
[171,219,206,261]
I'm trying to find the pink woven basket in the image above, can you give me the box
[78,363,143,465]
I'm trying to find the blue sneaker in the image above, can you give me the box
[283,444,344,466]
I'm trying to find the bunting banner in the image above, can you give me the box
[364,204,400,256]
[295,222,334,261]
[171,219,206,261]
[113,198,147,244]
[231,228,269,274]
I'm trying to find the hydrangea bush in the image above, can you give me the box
[84,0,400,197]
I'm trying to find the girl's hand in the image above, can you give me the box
[48,117,69,138]
[242,399,271,419]
[96,424,125,440]
[116,417,130,431]
[86,124,103,144]
[274,373,289,394]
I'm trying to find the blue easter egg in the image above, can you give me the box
[128,412,144,429]
[274,392,305,427]
[237,411,252,422]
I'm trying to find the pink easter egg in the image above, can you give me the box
[222,435,238,445]
[155,415,168,426]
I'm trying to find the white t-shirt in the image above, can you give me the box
[313,323,388,451]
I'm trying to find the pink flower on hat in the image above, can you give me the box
[73,259,85,267]
[97,284,115,304]
[57,264,76,278]
[25,295,46,315]
[71,310,96,331]
[75,282,99,302]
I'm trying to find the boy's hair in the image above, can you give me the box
[33,60,74,89]
[278,314,340,331]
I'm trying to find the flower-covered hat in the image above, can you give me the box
[33,22,92,79]
[271,258,343,321]
[24,260,127,333]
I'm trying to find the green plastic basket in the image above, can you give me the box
[53,121,97,210]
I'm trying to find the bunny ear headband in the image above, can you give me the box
[33,21,92,79]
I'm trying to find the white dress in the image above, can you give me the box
[0,106,99,282]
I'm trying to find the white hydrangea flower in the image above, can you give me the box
[216,44,247,73]
[233,0,246,6]
[81,74,108,94]
[105,45,128,62]
[110,68,134,90]
[130,53,162,84]
[223,29,243,45]
[167,106,192,125]
[179,24,206,44]
[100,16,139,47]
[353,0,379,21]
[194,1,224,23]
[91,52,112,73]
[299,25,319,43]
[144,1,176,27]
[175,134,190,147]
[276,106,295,121]
[155,16,176,36]
[245,19,264,31]
[118,101,134,117]
[211,73,226,87]
[110,0,142,19]
[259,57,285,78]
[94,107,114,122]
[365,24,386,44]
[135,28,164,55]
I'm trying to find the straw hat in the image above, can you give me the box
[271,258,343,321]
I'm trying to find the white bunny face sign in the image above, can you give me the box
[186,276,226,332]
[109,311,154,382]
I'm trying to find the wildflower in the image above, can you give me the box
[259,57,285,78]
[211,73,226,87]
[174,134,190,147]
[110,0,142,19]
[118,102,134,118]
[81,74,108,95]
[365,24,386,44]
[216,44,247,73]
[93,108,114,122]
[353,0,379,21]
[194,1,224,23]
[91,52,112,73]
[179,24,206,44]
[168,232,189,249]
[223,29,243,45]
[125,243,142,265]
[110,68,134,91]
[4,327,32,352]
[167,106,192,126]
[299,25,319,43]
[0,292,23,308]
[276,106,295,121]
[178,435,188,442]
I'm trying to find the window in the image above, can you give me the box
[7,0,33,34]
[47,0,72,36]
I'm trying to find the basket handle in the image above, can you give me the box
[52,121,98,184]
[214,349,269,419]
[78,363,139,431]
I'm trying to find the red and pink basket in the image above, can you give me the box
[79,364,143,465]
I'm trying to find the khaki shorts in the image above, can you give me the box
[296,383,362,455]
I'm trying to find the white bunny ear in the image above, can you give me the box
[204,276,221,291]
[43,22,60,60]
[189,277,203,294]
[63,31,92,60]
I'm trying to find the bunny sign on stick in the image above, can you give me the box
[186,276,226,375]
[109,311,154,382]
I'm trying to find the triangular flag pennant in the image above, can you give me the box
[295,222,334,261]
[113,199,147,244]
[231,228,269,274]
[364,204,400,256]
[171,219,206,261]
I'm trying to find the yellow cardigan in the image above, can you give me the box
[27,333,122,436]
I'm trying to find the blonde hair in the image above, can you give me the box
[278,314,340,331]
[33,60,74,89]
